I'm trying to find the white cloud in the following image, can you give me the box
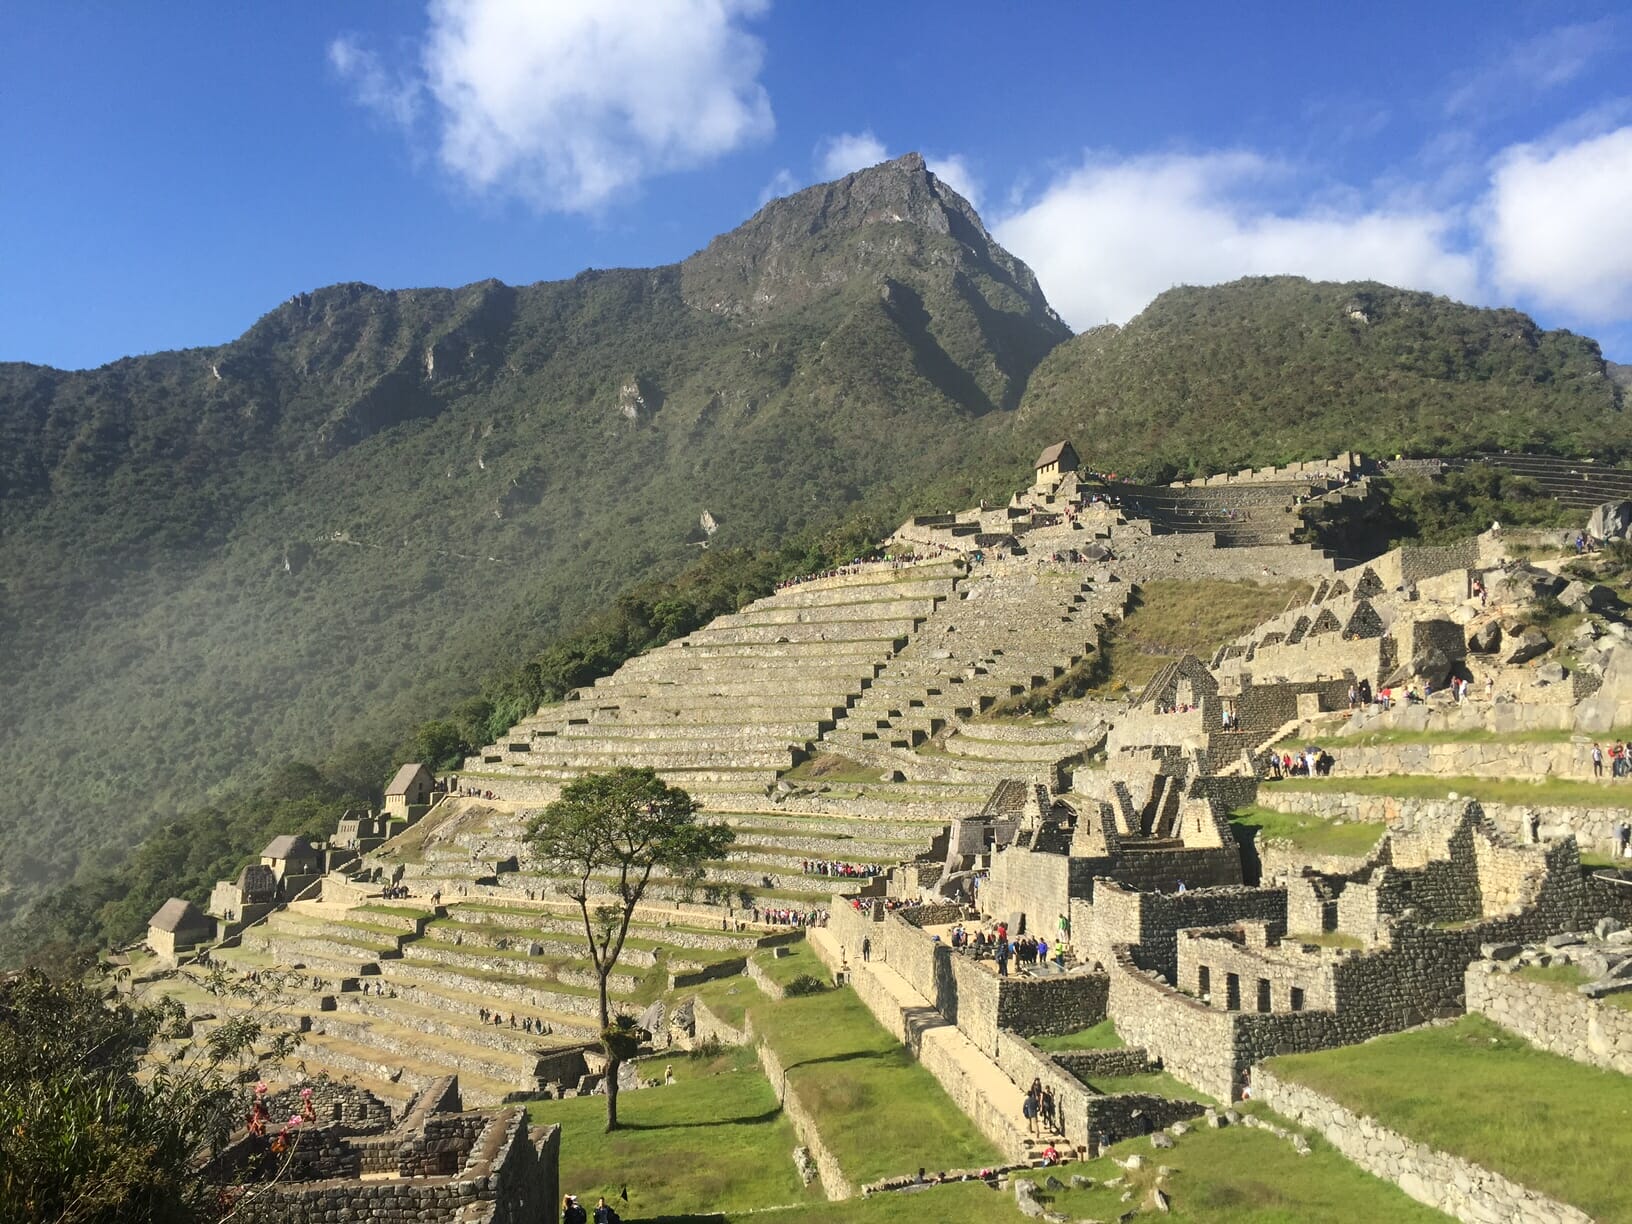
[816,131,888,179]
[1445,20,1616,117]
[1486,125,1632,319]
[926,153,980,210]
[329,36,422,129]
[993,152,1480,330]
[334,0,774,212]
[758,167,800,205]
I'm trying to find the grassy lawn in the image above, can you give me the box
[1327,727,1632,748]
[743,946,1002,1185]
[1266,1014,1632,1220]
[1091,578,1311,694]
[1084,1070,1216,1104]
[1266,774,1632,811]
[528,1045,819,1219]
[1516,962,1632,1012]
[1030,1018,1124,1052]
[1037,1109,1452,1222]
[782,753,884,784]
[1284,931,1364,949]
[1229,805,1387,857]
[752,944,820,989]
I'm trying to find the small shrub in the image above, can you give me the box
[783,974,828,997]
[687,1034,725,1061]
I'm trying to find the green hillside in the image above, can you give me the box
[1015,276,1624,481]
[0,154,1064,934]
[3,162,1627,960]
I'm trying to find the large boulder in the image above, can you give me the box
[1559,580,1621,614]
[1588,500,1632,542]
[1489,565,1565,605]
[1503,626,1552,666]
[1468,621,1502,653]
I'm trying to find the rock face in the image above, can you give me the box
[1503,627,1553,666]
[1468,621,1503,653]
[1588,500,1632,541]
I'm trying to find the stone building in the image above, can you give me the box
[1033,440,1080,488]
[260,834,323,896]
[206,1076,559,1223]
[146,897,213,962]
[384,762,436,817]
[209,862,280,931]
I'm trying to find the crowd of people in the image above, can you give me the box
[380,883,413,900]
[478,1007,552,1035]
[800,859,883,878]
[1267,746,1334,778]
[1589,744,1632,794]
[753,905,828,928]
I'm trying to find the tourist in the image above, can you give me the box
[665,1065,675,1086]
[861,936,871,963]
[593,1195,620,1223]
[562,1194,587,1224]
[1041,1085,1057,1132]
[1022,1081,1041,1136]
[1593,743,1605,778]
[1618,821,1631,858]
[996,939,1010,977]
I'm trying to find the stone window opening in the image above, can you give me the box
[1225,973,1241,1011]
[1197,965,1211,1001]
[1290,987,1305,1012]
[1256,978,1272,1013]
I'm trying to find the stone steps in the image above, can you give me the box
[307,1008,544,1086]
[399,939,644,995]
[682,618,923,645]
[285,1029,518,1107]
[710,597,943,626]
[360,975,602,1045]
[378,958,607,1020]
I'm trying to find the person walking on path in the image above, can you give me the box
[1593,743,1605,778]
[862,937,871,963]
[1041,1085,1057,1134]
[996,938,1010,977]
[1023,1079,1043,1137]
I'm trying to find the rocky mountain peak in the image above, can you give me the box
[679,152,1057,327]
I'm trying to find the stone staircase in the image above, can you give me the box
[820,566,1120,781]
[461,560,965,799]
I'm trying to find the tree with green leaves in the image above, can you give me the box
[523,767,734,1130]
[0,956,303,1222]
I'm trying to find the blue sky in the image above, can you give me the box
[5,1,1632,369]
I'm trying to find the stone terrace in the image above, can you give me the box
[463,559,965,802]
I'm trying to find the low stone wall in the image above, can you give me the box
[691,998,752,1047]
[1257,786,1630,860]
[1466,962,1632,1075]
[1049,1047,1158,1082]
[756,1039,849,1199]
[1254,1065,1590,1224]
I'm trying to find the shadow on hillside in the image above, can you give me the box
[617,1105,783,1131]
[780,1047,894,1074]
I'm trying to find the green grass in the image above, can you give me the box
[1038,1107,1451,1222]
[1089,578,1311,694]
[1331,726,1601,748]
[751,943,820,990]
[1266,774,1632,811]
[1267,1014,1632,1219]
[689,974,754,1029]
[528,1045,819,1218]
[1516,963,1632,1012]
[1284,931,1364,949]
[743,945,1002,1184]
[1030,1018,1124,1052]
[1084,1070,1216,1104]
[782,754,884,784]
[1229,805,1388,857]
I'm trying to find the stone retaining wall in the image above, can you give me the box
[1253,1065,1590,1224]
[1465,962,1632,1075]
[756,1040,849,1199]
[690,998,752,1047]
[1257,786,1631,860]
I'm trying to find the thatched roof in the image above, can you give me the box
[261,834,315,860]
[385,762,433,796]
[149,897,208,933]
[1035,441,1078,469]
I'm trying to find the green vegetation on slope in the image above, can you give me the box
[1229,805,1388,858]
[1266,1014,1632,1220]
[1017,275,1623,483]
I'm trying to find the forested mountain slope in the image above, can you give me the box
[0,154,1066,929]
[1016,277,1624,482]
[2,160,1626,956]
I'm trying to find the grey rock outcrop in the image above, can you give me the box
[1588,499,1632,541]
